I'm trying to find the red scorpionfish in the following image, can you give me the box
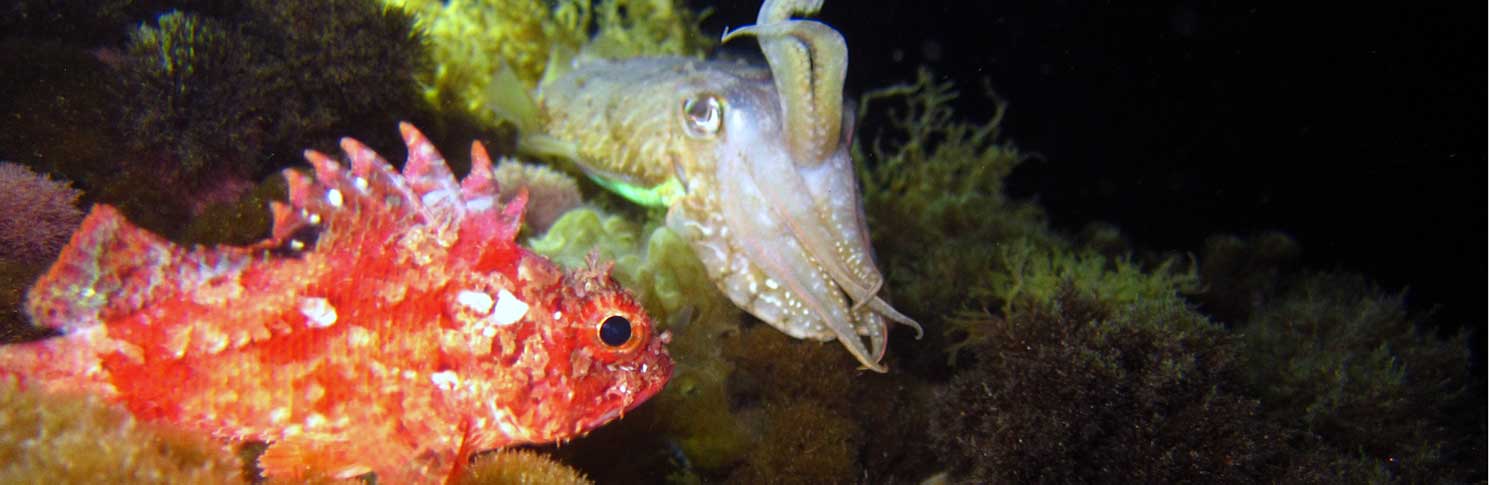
[0,123,673,483]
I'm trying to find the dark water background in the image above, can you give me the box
[704,1,1484,348]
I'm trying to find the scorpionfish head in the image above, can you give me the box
[560,262,672,431]
[476,256,673,441]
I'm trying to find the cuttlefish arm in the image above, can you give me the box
[723,0,845,165]
[723,1,922,324]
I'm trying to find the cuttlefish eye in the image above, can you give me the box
[598,314,634,348]
[680,95,724,138]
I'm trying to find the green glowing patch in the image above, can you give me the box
[587,174,684,207]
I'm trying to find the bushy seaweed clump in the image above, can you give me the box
[853,77,1295,480]
[388,0,710,128]
[947,239,1200,361]
[714,323,942,485]
[1195,231,1303,324]
[852,69,1066,371]
[119,11,259,176]
[118,0,428,179]
[0,162,83,342]
[0,378,243,483]
[1237,272,1483,482]
[459,450,593,485]
[927,243,1279,483]
[0,162,84,264]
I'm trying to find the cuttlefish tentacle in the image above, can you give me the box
[755,0,824,24]
[708,135,878,369]
[723,3,845,165]
[725,4,923,331]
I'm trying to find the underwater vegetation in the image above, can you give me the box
[0,377,243,484]
[932,284,1278,483]
[0,162,83,344]
[118,0,428,179]
[388,0,709,128]
[849,69,1482,483]
[1236,271,1483,483]
[853,71,1060,357]
[491,159,583,234]
[0,0,1481,483]
[1195,231,1303,324]
[1,0,445,244]
[531,206,751,474]
[0,162,83,264]
[0,376,598,484]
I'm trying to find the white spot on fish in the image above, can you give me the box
[308,213,322,225]
[346,325,373,347]
[552,311,563,321]
[456,289,494,314]
[288,239,305,251]
[430,370,459,391]
[491,289,528,326]
[466,196,494,211]
[421,188,454,207]
[298,297,337,328]
[353,176,370,192]
[305,413,327,429]
[326,188,344,207]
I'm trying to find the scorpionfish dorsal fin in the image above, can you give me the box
[280,122,526,246]
[24,204,177,334]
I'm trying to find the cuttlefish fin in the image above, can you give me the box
[487,62,539,134]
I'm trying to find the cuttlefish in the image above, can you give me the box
[522,0,921,371]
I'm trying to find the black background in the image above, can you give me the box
[700,1,1484,340]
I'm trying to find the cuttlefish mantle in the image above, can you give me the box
[528,0,922,371]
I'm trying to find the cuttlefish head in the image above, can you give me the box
[534,0,921,371]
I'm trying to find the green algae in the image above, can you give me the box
[386,0,710,129]
[1238,271,1482,482]
[119,2,428,178]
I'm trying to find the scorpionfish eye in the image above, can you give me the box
[598,315,632,347]
[680,94,724,138]
[584,298,651,361]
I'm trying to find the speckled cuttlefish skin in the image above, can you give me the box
[529,0,922,371]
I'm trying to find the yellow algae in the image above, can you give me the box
[0,377,243,484]
[384,0,710,128]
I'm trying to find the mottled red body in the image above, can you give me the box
[1,124,672,483]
